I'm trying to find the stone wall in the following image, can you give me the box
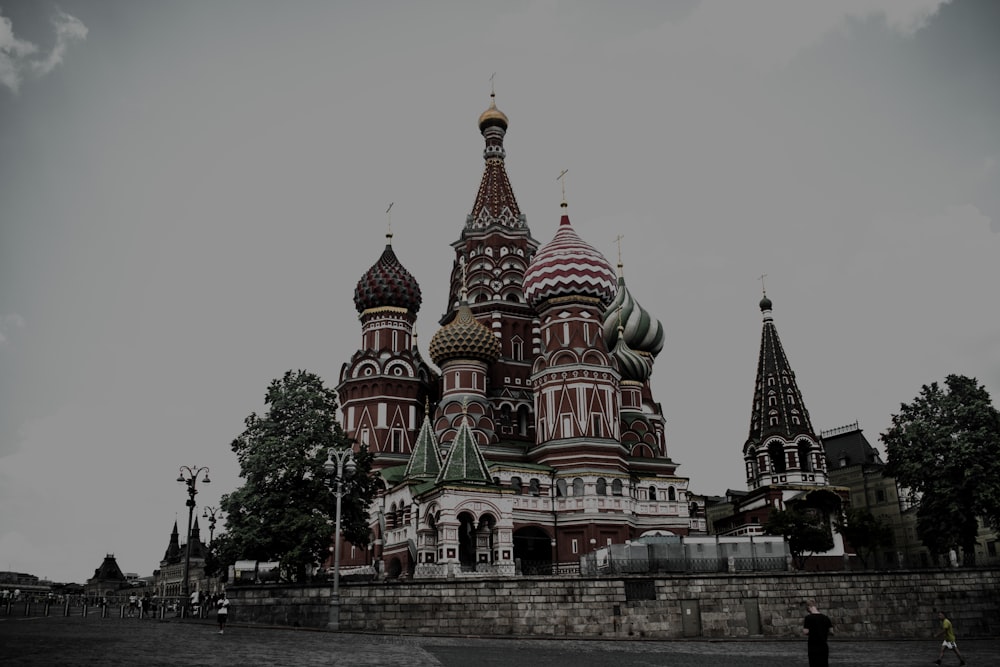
[228,569,1000,639]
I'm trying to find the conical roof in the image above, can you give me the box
[436,411,493,486]
[354,236,422,313]
[603,275,665,358]
[523,214,617,309]
[468,93,522,229]
[162,520,181,563]
[747,294,817,444]
[404,405,442,480]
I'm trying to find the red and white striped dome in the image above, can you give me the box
[524,215,617,309]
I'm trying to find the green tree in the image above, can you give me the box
[834,507,893,569]
[216,370,379,582]
[881,374,1000,564]
[764,507,834,569]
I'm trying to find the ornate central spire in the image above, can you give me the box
[468,91,524,230]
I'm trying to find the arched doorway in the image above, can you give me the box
[458,512,477,570]
[513,526,552,574]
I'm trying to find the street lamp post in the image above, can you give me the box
[177,465,210,618]
[324,447,356,630]
[202,506,221,546]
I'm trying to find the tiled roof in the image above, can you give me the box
[436,414,494,486]
[404,410,442,480]
[747,295,818,444]
[354,241,422,314]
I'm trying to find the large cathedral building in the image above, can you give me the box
[335,94,694,578]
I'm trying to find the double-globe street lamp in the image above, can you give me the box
[202,506,222,546]
[177,465,210,617]
[323,447,356,630]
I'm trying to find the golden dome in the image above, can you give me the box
[478,95,508,131]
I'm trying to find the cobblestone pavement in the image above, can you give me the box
[2,614,999,667]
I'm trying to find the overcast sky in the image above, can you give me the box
[1,0,998,584]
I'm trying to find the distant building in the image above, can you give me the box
[84,554,129,599]
[823,421,999,568]
[155,518,218,598]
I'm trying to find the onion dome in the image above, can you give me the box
[602,275,665,358]
[353,235,422,314]
[523,215,618,309]
[760,294,773,313]
[478,94,509,132]
[428,301,501,365]
[611,329,653,383]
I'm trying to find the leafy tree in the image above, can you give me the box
[835,507,893,569]
[882,374,1000,564]
[216,370,379,582]
[764,507,834,569]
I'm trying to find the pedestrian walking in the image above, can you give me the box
[802,599,834,667]
[934,610,967,665]
[216,593,229,634]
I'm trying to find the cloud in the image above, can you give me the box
[616,0,949,75]
[0,7,87,94]
[0,313,25,345]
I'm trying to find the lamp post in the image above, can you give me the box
[177,465,210,618]
[324,447,356,630]
[202,506,221,546]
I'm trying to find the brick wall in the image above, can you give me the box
[228,569,1000,639]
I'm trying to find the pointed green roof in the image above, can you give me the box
[437,414,494,486]
[405,408,442,480]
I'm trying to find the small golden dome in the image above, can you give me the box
[478,95,508,131]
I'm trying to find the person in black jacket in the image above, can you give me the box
[802,599,834,667]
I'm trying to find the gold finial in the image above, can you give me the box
[557,169,569,209]
[614,234,625,276]
[759,273,768,297]
[490,72,496,98]
[424,397,431,416]
[386,202,394,243]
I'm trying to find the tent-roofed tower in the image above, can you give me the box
[442,91,540,456]
[743,292,829,489]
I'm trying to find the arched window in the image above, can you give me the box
[612,479,623,496]
[572,478,584,497]
[768,441,787,473]
[667,486,677,501]
[511,476,523,495]
[517,406,530,436]
[798,441,813,472]
[648,486,657,501]
[500,404,512,427]
[529,478,540,496]
[596,478,607,495]
[556,479,568,497]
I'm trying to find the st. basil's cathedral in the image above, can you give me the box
[333,93,844,578]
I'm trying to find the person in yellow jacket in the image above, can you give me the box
[934,610,967,666]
